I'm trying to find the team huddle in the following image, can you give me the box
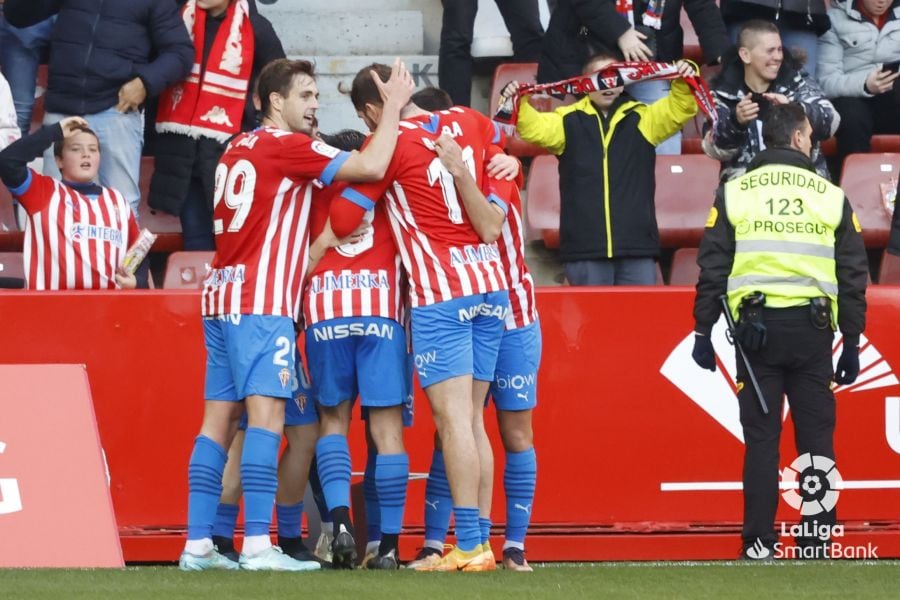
[179,57,541,573]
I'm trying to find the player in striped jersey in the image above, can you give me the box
[404,90,541,571]
[180,58,413,572]
[0,116,140,290]
[413,146,542,572]
[302,129,411,569]
[330,64,510,572]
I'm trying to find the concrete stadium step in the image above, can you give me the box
[257,0,442,54]
[264,10,424,56]
[301,54,437,132]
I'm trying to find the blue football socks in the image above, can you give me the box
[423,450,453,547]
[241,427,281,537]
[315,434,351,512]
[504,447,537,549]
[187,435,227,541]
[364,448,381,543]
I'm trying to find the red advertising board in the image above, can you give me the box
[0,288,898,561]
[0,365,123,567]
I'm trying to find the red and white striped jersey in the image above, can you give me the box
[337,107,508,308]
[489,177,538,329]
[14,170,139,290]
[303,183,405,326]
[202,127,349,319]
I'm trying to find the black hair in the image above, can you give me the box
[411,87,453,111]
[762,103,808,149]
[319,129,366,152]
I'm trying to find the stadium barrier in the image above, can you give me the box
[0,288,898,562]
[0,365,123,567]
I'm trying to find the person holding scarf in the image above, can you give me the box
[150,0,285,250]
[500,50,703,285]
[539,0,729,154]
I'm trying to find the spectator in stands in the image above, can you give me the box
[3,0,194,219]
[538,0,730,154]
[0,116,140,290]
[148,0,285,251]
[439,0,545,106]
[703,20,839,183]
[506,50,700,285]
[817,0,900,168]
[720,0,830,78]
[0,70,19,149]
[0,3,54,134]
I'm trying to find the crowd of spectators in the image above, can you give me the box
[1,0,899,290]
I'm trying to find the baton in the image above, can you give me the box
[719,294,769,415]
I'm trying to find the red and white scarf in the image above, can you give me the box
[494,61,717,126]
[156,0,254,142]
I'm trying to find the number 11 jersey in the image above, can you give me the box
[202,127,350,319]
[340,107,508,308]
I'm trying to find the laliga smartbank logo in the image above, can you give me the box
[781,453,841,516]
[747,453,879,560]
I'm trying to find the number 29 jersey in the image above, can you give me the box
[202,127,350,319]
[341,107,507,308]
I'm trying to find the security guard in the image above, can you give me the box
[691,103,868,559]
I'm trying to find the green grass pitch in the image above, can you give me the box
[3,562,900,599]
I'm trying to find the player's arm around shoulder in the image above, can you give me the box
[638,60,700,146]
[435,134,506,243]
[334,58,414,182]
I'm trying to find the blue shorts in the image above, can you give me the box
[203,314,298,401]
[410,291,510,388]
[238,351,318,429]
[306,317,410,410]
[489,321,542,411]
[361,350,415,427]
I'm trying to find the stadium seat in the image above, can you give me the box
[839,153,900,248]
[822,135,900,157]
[681,113,706,154]
[489,63,568,157]
[0,251,24,280]
[524,154,560,248]
[655,154,720,248]
[163,251,214,289]
[138,156,184,252]
[669,247,700,286]
[879,250,900,284]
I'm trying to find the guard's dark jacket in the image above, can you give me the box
[693,146,868,342]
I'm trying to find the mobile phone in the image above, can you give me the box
[883,60,900,74]
[750,92,771,120]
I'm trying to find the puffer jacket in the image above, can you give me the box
[817,0,900,98]
[3,0,193,116]
[702,47,839,182]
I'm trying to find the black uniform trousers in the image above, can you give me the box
[735,306,836,550]
[439,0,544,106]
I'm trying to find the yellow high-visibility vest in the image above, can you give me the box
[724,164,844,327]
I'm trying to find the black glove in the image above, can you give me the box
[834,343,860,384]
[735,321,767,351]
[692,334,716,371]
